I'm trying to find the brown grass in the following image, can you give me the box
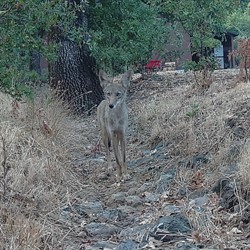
[238,139,250,190]
[0,90,83,249]
[129,70,250,247]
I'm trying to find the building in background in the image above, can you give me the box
[151,29,238,70]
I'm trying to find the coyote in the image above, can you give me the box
[97,70,132,180]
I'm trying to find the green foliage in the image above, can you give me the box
[0,67,35,100]
[1,0,171,98]
[186,103,200,118]
[226,2,250,38]
[184,56,219,88]
[161,0,240,55]
[0,0,76,99]
[89,0,170,74]
[184,57,219,73]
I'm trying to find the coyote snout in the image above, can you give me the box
[97,70,132,180]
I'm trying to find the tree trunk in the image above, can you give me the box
[30,51,41,75]
[49,41,103,114]
[49,1,103,114]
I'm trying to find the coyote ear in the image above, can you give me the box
[121,70,133,88]
[99,70,110,88]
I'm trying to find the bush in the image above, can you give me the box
[184,56,219,89]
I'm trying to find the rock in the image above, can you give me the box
[127,187,137,195]
[92,241,117,249]
[85,222,120,237]
[99,209,122,221]
[178,187,188,197]
[189,195,209,207]
[117,205,136,214]
[233,126,245,139]
[142,145,167,160]
[150,215,191,236]
[128,157,153,170]
[116,205,137,223]
[138,182,154,193]
[155,168,176,194]
[242,207,250,224]
[179,153,211,169]
[120,224,152,240]
[212,179,238,210]
[97,172,109,180]
[228,145,242,162]
[144,192,161,203]
[175,242,200,250]
[60,205,79,222]
[188,189,207,200]
[162,204,182,214]
[116,240,138,250]
[211,178,229,194]
[109,192,126,204]
[74,201,103,216]
[226,116,237,128]
[188,152,211,168]
[125,195,143,207]
[60,201,104,223]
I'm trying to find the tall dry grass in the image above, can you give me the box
[238,140,250,190]
[0,89,83,249]
[134,79,250,167]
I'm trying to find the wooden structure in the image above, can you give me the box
[214,31,238,69]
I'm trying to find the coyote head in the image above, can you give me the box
[99,70,132,109]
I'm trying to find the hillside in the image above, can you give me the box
[1,69,250,250]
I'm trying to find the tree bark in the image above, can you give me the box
[30,51,41,75]
[49,41,103,114]
[49,1,103,114]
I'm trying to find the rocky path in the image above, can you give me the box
[67,138,197,249]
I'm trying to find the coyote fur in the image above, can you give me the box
[97,70,132,180]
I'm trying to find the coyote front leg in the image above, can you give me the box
[120,132,129,179]
[112,133,122,178]
[103,133,112,173]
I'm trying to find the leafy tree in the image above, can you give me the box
[161,0,240,57]
[160,0,240,87]
[48,0,104,114]
[227,2,250,38]
[0,0,74,99]
[0,0,170,112]
[50,0,170,113]
[88,0,169,74]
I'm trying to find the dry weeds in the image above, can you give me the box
[128,69,250,248]
[0,90,84,249]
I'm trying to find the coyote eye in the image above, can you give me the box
[106,92,111,96]
[116,92,122,97]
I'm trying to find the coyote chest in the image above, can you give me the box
[104,102,128,133]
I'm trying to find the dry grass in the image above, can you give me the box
[129,70,250,247]
[134,73,250,167]
[0,90,83,249]
[238,139,250,191]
